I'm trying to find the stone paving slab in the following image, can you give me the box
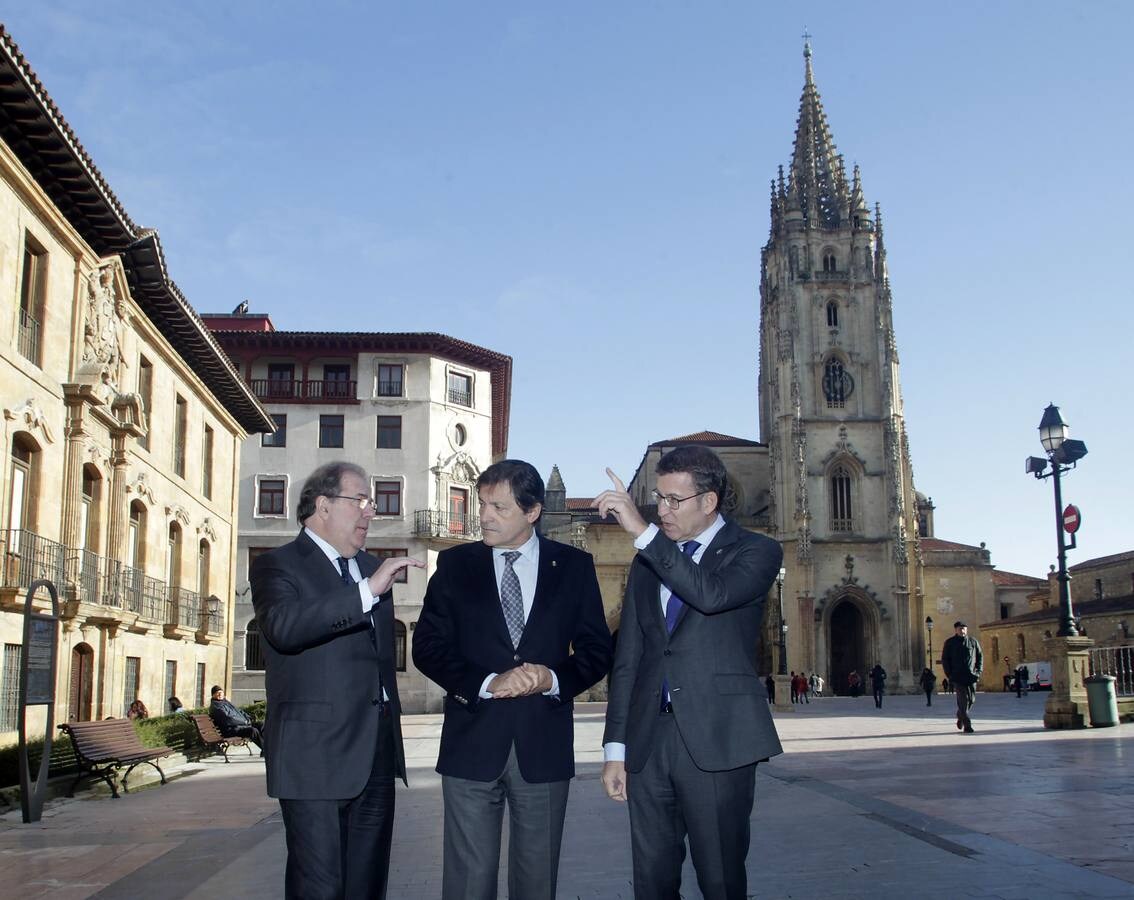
[0,693,1129,898]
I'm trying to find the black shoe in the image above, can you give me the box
[964,726,975,734]
[956,717,963,730]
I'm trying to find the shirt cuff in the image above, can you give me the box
[633,523,659,550]
[542,669,560,697]
[603,742,626,763]
[359,579,378,614]
[479,674,497,699]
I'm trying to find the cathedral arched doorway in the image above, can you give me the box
[829,601,866,696]
[68,643,94,721]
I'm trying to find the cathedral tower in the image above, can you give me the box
[758,42,922,692]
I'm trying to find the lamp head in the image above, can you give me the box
[1038,403,1068,453]
[925,616,933,630]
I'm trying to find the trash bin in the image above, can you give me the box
[1083,675,1119,728]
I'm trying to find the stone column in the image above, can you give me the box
[1043,634,1093,729]
[773,674,794,712]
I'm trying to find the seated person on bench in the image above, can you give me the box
[208,685,265,756]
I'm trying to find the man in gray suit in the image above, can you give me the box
[596,445,784,900]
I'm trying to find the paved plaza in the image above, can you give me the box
[0,692,1130,899]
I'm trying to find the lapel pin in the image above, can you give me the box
[551,560,557,567]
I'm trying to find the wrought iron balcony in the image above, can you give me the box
[1,529,65,591]
[414,509,481,542]
[18,308,41,365]
[447,388,472,407]
[249,378,358,402]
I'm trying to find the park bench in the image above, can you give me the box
[57,719,173,799]
[192,713,253,762]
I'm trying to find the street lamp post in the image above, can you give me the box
[925,616,934,668]
[1026,404,1088,638]
[776,567,787,676]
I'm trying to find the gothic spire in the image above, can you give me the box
[786,40,848,230]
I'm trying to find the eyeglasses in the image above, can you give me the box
[329,495,378,511]
[651,489,710,510]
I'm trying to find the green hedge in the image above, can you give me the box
[0,704,262,788]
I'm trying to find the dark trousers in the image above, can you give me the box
[924,688,933,706]
[955,683,976,729]
[227,723,264,752]
[441,745,569,900]
[628,713,756,900]
[873,686,884,708]
[278,712,396,899]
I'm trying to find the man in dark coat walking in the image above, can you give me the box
[941,621,983,733]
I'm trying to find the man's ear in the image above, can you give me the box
[525,502,543,524]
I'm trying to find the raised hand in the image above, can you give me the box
[367,556,425,596]
[592,467,648,537]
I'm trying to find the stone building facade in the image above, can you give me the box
[0,27,272,740]
[203,314,511,713]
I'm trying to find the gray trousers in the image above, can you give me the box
[627,713,756,900]
[441,746,569,900]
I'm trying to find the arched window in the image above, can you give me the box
[991,637,1000,665]
[823,250,837,273]
[78,465,103,598]
[8,434,38,534]
[1016,633,1026,662]
[826,301,839,328]
[394,620,407,672]
[167,523,182,588]
[244,619,265,670]
[822,358,853,408]
[830,464,853,532]
[198,540,211,597]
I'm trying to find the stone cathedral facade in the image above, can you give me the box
[759,43,925,693]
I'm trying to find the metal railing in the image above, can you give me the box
[1089,645,1134,696]
[1,529,65,589]
[0,529,227,634]
[414,509,481,541]
[377,378,403,397]
[249,378,357,401]
[169,586,201,630]
[18,307,41,364]
[447,388,472,407]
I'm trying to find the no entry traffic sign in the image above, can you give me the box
[1063,504,1081,534]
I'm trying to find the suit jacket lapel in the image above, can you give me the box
[670,520,740,634]
[521,536,560,641]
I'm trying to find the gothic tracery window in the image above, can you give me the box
[822,358,853,408]
[826,301,839,328]
[830,465,853,532]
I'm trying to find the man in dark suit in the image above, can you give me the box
[596,445,784,900]
[412,459,612,900]
[251,461,422,900]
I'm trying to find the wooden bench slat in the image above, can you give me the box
[58,719,172,799]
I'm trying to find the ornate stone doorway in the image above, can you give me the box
[829,600,866,695]
[68,642,94,721]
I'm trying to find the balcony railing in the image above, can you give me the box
[1,529,227,634]
[1089,645,1134,696]
[377,378,403,397]
[169,586,201,630]
[18,307,41,365]
[249,378,357,402]
[1,529,65,590]
[414,509,481,542]
[447,388,472,407]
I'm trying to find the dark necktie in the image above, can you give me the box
[664,540,701,632]
[500,551,525,648]
[337,556,353,585]
[340,557,382,697]
[662,540,701,707]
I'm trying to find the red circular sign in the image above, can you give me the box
[1063,505,1081,534]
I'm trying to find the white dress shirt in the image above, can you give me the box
[603,514,725,763]
[480,530,560,699]
[303,527,380,614]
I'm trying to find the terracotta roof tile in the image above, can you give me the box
[650,431,764,447]
[992,570,1046,587]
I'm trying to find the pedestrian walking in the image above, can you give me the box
[941,621,983,734]
[918,667,936,706]
[869,664,886,709]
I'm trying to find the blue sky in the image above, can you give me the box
[6,3,1131,581]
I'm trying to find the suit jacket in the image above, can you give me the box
[603,518,784,772]
[251,530,407,800]
[209,698,253,734]
[412,534,612,783]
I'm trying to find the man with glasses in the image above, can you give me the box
[596,445,784,900]
[251,461,423,899]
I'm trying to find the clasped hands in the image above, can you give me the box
[488,663,553,698]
